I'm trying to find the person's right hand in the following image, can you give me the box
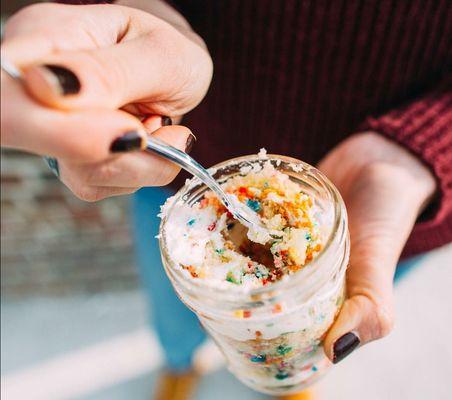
[1,3,212,201]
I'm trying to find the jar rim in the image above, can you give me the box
[159,154,348,303]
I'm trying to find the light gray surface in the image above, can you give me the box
[2,245,451,400]
[1,292,147,374]
[317,244,452,400]
[84,369,268,400]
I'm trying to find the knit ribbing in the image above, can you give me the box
[173,0,452,258]
[363,84,452,257]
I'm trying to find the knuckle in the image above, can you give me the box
[59,163,103,202]
[354,294,395,341]
[84,162,120,185]
[78,50,125,106]
[152,166,178,186]
[141,28,212,114]
[74,187,100,203]
[374,305,395,338]
[67,180,102,202]
[367,297,395,339]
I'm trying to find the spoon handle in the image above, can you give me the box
[146,136,232,208]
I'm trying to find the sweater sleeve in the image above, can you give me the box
[362,80,452,258]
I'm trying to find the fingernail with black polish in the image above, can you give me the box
[185,133,196,154]
[333,332,360,364]
[162,116,172,126]
[43,65,81,95]
[110,131,146,153]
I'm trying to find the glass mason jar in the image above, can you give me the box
[159,154,349,395]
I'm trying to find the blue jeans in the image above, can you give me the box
[132,187,206,371]
[394,256,423,283]
[131,187,422,370]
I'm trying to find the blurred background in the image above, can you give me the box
[1,2,452,400]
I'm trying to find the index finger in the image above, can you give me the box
[2,73,146,162]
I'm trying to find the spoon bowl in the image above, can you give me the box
[146,136,270,238]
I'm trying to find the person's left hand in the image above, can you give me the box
[317,132,436,363]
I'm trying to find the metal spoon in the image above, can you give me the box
[146,136,268,234]
[0,58,268,235]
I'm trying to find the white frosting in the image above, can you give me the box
[164,203,217,267]
[160,153,346,392]
[162,160,324,291]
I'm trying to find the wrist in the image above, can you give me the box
[349,132,436,211]
[372,161,435,216]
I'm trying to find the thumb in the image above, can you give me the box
[323,280,395,364]
[322,206,402,364]
[323,190,413,363]
[323,218,399,363]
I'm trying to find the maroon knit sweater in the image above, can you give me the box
[61,0,452,258]
[171,0,452,259]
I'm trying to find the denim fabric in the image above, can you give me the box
[394,256,423,283]
[131,187,206,371]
